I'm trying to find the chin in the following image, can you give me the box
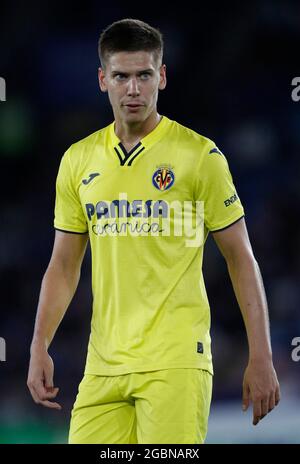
[125,113,145,123]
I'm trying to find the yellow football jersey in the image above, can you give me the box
[54,115,244,376]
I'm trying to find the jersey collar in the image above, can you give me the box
[109,115,169,166]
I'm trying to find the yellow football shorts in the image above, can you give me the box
[68,368,212,444]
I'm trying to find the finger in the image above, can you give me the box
[268,392,276,411]
[32,386,62,410]
[275,385,281,405]
[34,382,59,401]
[253,400,262,425]
[28,386,42,405]
[37,386,59,400]
[242,383,250,411]
[43,368,54,390]
[39,400,62,410]
[261,397,269,416]
[45,386,60,398]
[27,380,45,403]
[33,379,47,400]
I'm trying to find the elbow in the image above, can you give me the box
[225,247,258,270]
[46,260,81,291]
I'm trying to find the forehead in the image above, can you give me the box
[107,51,157,72]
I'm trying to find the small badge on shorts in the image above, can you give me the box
[197,342,204,354]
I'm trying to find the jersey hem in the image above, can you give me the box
[84,361,214,376]
[54,225,88,234]
[208,212,245,233]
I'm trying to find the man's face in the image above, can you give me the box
[98,51,166,124]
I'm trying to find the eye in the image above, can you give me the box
[140,73,151,80]
[115,73,127,81]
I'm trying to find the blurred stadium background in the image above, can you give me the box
[0,1,300,444]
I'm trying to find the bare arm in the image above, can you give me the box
[212,218,280,425]
[27,230,89,409]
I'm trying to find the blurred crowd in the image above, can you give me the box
[0,1,299,442]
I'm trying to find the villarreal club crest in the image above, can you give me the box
[152,165,175,191]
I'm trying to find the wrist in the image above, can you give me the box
[249,352,273,364]
[30,337,49,354]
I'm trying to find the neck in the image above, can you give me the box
[114,111,162,144]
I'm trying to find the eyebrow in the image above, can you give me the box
[111,69,154,76]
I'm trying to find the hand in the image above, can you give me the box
[242,358,280,425]
[27,348,62,410]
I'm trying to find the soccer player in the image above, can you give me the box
[27,18,280,444]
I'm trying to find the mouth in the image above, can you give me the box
[125,104,143,108]
[124,104,143,112]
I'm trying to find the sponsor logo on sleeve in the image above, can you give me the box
[224,193,238,207]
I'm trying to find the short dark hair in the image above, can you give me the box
[98,18,164,70]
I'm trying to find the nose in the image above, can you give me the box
[127,77,140,96]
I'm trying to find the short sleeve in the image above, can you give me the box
[195,141,245,232]
[54,147,88,233]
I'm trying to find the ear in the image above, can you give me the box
[98,67,107,92]
[158,64,167,91]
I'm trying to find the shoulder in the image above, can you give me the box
[167,118,232,182]
[65,123,110,160]
[168,117,218,155]
[58,123,111,179]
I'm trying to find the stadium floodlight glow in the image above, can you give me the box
[0,337,6,362]
[0,77,6,101]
